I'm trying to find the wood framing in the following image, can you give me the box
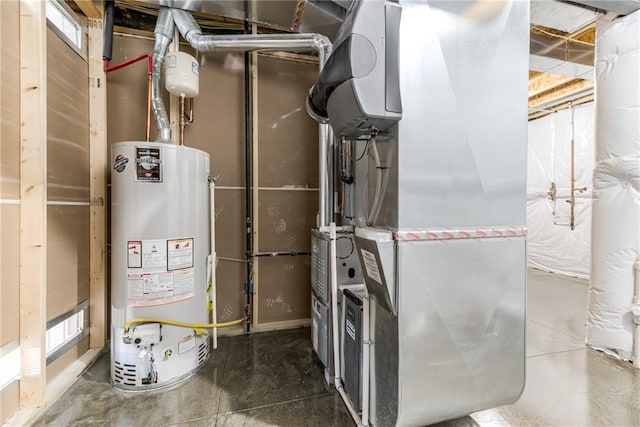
[73,0,102,19]
[528,72,577,98]
[528,93,594,121]
[529,78,593,109]
[87,16,107,349]
[19,0,48,408]
[251,23,260,327]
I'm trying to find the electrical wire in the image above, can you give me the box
[125,317,244,332]
[354,140,370,161]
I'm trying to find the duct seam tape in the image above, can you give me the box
[393,227,528,241]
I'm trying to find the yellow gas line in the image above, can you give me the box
[124,317,244,333]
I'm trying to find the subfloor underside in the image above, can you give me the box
[35,269,640,426]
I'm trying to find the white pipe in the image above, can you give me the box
[319,224,353,234]
[632,258,640,368]
[362,296,370,427]
[210,180,217,349]
[329,222,364,426]
[330,222,341,385]
[337,382,362,425]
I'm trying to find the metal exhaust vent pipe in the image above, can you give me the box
[169,7,334,227]
[152,7,174,143]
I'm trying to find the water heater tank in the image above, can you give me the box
[165,51,199,98]
[110,141,210,390]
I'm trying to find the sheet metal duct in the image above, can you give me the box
[529,28,595,80]
[136,0,350,39]
[530,32,594,66]
[561,0,640,15]
[531,0,598,32]
[311,0,530,424]
[529,54,594,79]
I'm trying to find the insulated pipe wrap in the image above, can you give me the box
[587,10,640,359]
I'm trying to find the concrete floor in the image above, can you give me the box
[35,269,640,426]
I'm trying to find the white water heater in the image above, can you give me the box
[111,141,210,390]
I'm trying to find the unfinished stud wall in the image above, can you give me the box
[256,56,318,324]
[1,4,96,420]
[180,45,247,325]
[107,34,319,327]
[45,28,91,380]
[0,1,21,423]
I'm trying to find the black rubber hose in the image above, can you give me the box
[103,0,115,61]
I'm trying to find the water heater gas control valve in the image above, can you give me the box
[123,323,162,347]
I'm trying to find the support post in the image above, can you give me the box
[88,15,108,349]
[19,0,47,408]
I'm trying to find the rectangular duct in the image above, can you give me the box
[561,0,640,15]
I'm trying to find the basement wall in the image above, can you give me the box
[527,102,595,279]
[1,10,92,423]
[0,1,21,423]
[106,34,319,328]
[45,27,91,380]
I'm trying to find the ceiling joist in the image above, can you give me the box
[72,0,102,19]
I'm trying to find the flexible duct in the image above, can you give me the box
[152,8,174,143]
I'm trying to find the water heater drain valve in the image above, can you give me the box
[123,323,162,346]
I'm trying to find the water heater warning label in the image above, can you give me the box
[141,240,167,272]
[128,268,194,307]
[167,238,194,270]
[127,241,142,268]
[127,238,196,307]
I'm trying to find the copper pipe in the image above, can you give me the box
[146,74,152,142]
[569,102,575,230]
[185,97,194,125]
[179,95,185,146]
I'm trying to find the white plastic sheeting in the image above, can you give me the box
[527,103,594,279]
[586,11,640,359]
